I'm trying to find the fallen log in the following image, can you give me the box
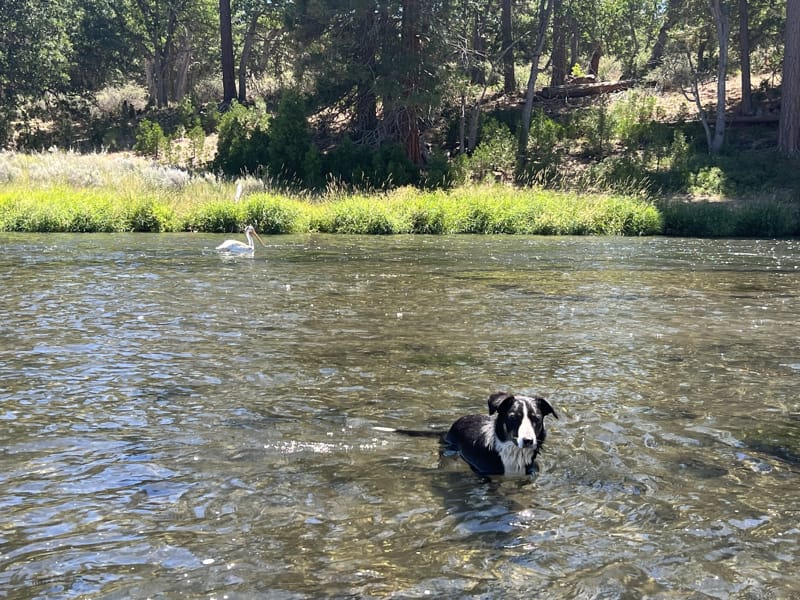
[540,79,636,99]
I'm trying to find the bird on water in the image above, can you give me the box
[215,225,266,256]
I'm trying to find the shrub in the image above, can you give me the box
[266,90,312,184]
[323,137,375,188]
[689,166,726,196]
[213,102,270,176]
[372,143,418,188]
[134,119,167,158]
[421,149,455,190]
[523,108,565,183]
[578,98,614,158]
[468,118,516,182]
[611,89,658,150]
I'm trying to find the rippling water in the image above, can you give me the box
[1,233,799,598]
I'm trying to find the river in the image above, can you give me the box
[1,233,798,598]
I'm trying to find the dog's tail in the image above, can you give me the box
[373,426,446,439]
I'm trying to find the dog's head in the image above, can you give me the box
[488,392,558,450]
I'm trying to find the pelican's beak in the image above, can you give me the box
[252,229,267,247]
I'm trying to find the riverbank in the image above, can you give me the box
[0,151,797,236]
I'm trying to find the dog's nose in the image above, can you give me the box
[521,437,535,447]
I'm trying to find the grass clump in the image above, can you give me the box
[312,195,403,234]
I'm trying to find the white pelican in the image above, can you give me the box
[216,225,266,256]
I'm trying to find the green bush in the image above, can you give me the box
[421,149,454,190]
[266,90,313,184]
[372,143,418,188]
[323,137,375,188]
[523,108,564,183]
[134,119,166,158]
[213,102,270,176]
[689,166,726,196]
[579,98,614,157]
[468,118,516,182]
[611,89,658,150]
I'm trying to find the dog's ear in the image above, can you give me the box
[488,392,515,415]
[536,396,559,419]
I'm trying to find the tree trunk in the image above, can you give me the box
[155,51,169,108]
[471,10,486,85]
[401,0,422,165]
[459,92,467,154]
[354,9,379,137]
[173,30,191,102]
[589,42,602,76]
[517,0,554,177]
[238,13,260,103]
[778,0,800,154]
[501,0,515,93]
[550,0,566,86]
[645,0,682,71]
[738,0,753,114]
[219,0,237,106]
[710,0,729,154]
[684,50,714,152]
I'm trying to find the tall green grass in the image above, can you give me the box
[659,198,800,237]
[1,150,796,237]
[0,183,663,235]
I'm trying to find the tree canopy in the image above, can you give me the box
[0,0,796,171]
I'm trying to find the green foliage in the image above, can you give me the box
[323,138,375,188]
[523,109,565,183]
[320,139,419,191]
[313,196,400,234]
[213,102,270,176]
[0,187,177,232]
[0,0,71,107]
[184,200,243,233]
[422,149,460,190]
[571,63,587,78]
[4,152,798,239]
[242,194,306,234]
[396,188,450,233]
[468,118,516,182]
[610,90,658,150]
[125,198,174,232]
[200,102,222,134]
[372,143,418,188]
[689,166,726,196]
[134,119,167,158]
[578,99,614,158]
[176,98,201,131]
[266,90,313,183]
[187,124,206,165]
[659,199,800,237]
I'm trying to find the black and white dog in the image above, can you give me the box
[379,392,558,477]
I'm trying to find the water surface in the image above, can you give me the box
[1,233,798,598]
